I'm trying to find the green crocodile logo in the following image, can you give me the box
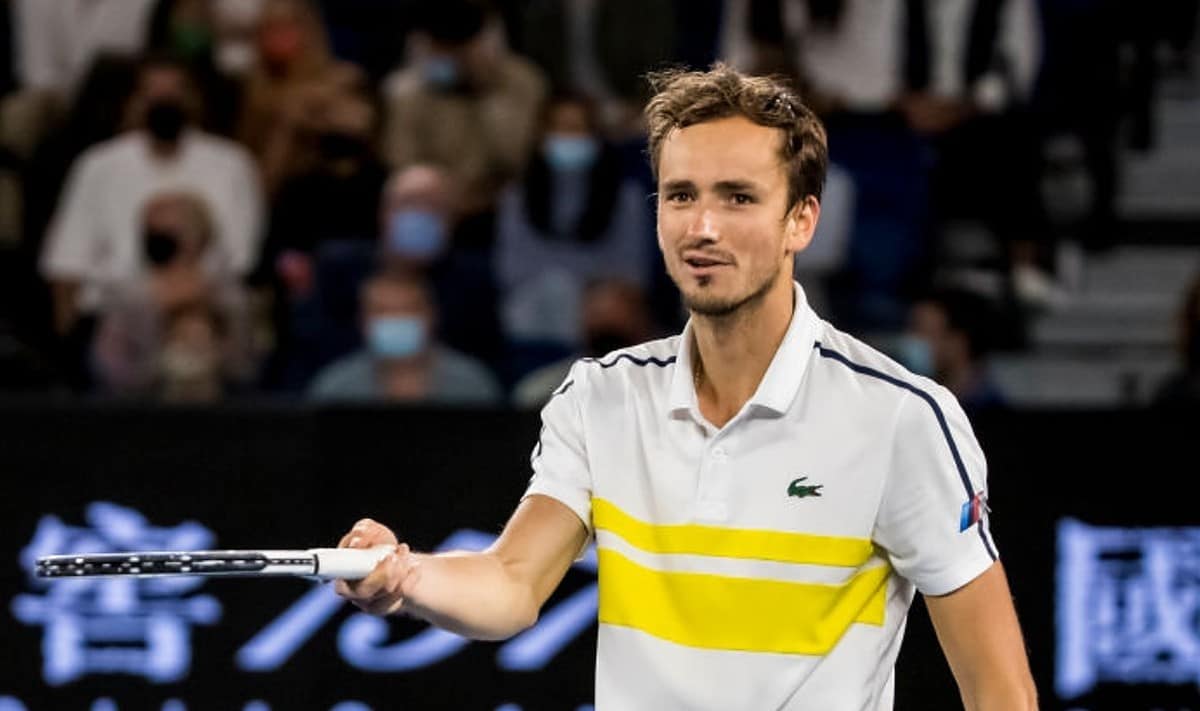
[788,477,823,499]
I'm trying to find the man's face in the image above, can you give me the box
[656,116,815,317]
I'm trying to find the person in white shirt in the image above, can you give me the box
[40,55,264,337]
[12,0,157,98]
[334,65,1036,709]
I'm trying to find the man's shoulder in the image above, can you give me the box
[308,351,377,400]
[73,132,143,170]
[430,346,502,404]
[570,336,681,393]
[812,323,961,419]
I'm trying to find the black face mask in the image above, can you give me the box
[585,330,634,358]
[145,229,180,266]
[317,131,369,162]
[146,100,187,143]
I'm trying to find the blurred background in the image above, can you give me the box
[0,0,1198,709]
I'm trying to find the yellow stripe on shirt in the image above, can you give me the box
[597,548,890,655]
[592,497,875,568]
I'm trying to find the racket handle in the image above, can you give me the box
[310,546,394,580]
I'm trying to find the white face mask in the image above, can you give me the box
[216,41,257,76]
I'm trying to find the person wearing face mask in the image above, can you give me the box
[374,164,503,371]
[91,191,259,397]
[898,287,1007,413]
[308,271,502,405]
[380,0,546,220]
[496,93,651,351]
[40,56,263,348]
[144,0,246,136]
[236,0,364,195]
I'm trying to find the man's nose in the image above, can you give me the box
[686,209,719,242]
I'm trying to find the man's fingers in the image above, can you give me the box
[333,550,422,617]
[338,518,399,550]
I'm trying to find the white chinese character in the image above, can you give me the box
[1057,519,1200,698]
[11,502,222,684]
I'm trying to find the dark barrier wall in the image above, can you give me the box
[0,405,1196,710]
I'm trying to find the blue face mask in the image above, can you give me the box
[543,135,599,172]
[423,56,460,89]
[894,334,935,377]
[367,316,426,359]
[387,209,448,260]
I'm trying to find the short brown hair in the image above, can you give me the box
[644,63,828,212]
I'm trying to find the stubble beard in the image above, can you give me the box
[680,262,783,319]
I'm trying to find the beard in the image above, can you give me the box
[680,262,782,318]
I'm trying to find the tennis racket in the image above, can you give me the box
[35,547,394,581]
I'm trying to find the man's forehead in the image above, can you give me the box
[658,116,785,187]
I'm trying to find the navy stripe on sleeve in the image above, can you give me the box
[581,353,677,369]
[813,341,998,561]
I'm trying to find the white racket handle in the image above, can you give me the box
[310,546,395,580]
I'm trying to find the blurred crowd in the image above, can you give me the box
[0,0,1196,410]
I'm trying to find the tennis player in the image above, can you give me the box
[336,64,1036,710]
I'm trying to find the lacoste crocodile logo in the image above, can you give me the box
[787,477,823,499]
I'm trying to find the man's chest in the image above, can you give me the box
[581,399,893,538]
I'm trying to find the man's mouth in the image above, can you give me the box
[682,253,732,271]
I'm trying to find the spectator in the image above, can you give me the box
[899,287,1007,412]
[156,301,239,402]
[12,0,156,99]
[380,0,547,223]
[39,55,263,340]
[256,105,391,392]
[308,271,502,405]
[144,0,246,136]
[210,0,268,79]
[733,0,1046,324]
[1154,275,1200,409]
[91,191,258,398]
[264,93,389,290]
[379,164,457,269]
[495,93,651,348]
[379,164,504,370]
[236,0,364,194]
[512,278,655,408]
[519,0,676,135]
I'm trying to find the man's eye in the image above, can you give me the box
[731,193,754,205]
[666,192,692,203]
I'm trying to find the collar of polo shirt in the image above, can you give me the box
[667,281,824,421]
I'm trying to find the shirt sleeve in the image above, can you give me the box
[873,386,998,596]
[522,361,593,534]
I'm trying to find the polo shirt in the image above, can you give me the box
[525,281,997,710]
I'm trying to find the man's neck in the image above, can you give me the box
[691,276,795,428]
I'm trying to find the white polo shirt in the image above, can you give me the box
[525,282,997,710]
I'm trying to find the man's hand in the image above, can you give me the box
[329,497,587,640]
[333,518,413,616]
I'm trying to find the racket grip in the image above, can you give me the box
[310,546,394,580]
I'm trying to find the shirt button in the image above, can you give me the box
[712,447,727,459]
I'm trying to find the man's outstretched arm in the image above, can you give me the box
[334,494,588,641]
[925,562,1039,711]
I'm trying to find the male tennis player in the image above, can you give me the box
[336,64,1037,710]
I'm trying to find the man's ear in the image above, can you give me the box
[785,196,819,255]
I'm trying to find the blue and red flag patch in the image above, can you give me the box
[959,491,987,532]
